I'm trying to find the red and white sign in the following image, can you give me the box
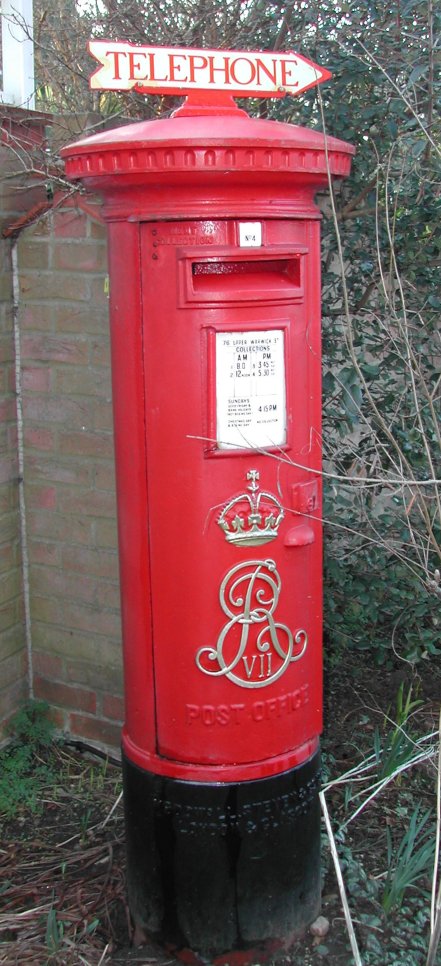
[88,42,331,98]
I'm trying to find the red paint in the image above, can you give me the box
[173,935,294,966]
[62,102,354,784]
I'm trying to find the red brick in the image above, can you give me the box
[66,659,122,693]
[0,457,18,484]
[0,397,16,422]
[53,241,108,273]
[54,210,88,239]
[0,194,123,747]
[58,487,116,518]
[90,339,111,367]
[21,335,89,366]
[0,276,12,304]
[27,485,57,510]
[32,596,121,637]
[61,545,118,580]
[0,484,15,512]
[24,427,55,451]
[56,367,111,397]
[20,304,54,332]
[33,651,64,678]
[1,182,44,217]
[32,624,121,665]
[0,650,28,688]
[34,676,97,714]
[0,541,20,571]
[0,623,25,660]
[90,276,110,308]
[69,712,121,750]
[31,565,114,606]
[102,693,125,721]
[21,366,52,392]
[93,401,113,433]
[0,559,21,599]
[7,424,18,450]
[0,597,23,634]
[95,514,118,550]
[0,337,14,364]
[52,303,107,335]
[23,396,91,428]
[27,510,94,545]
[8,365,17,393]
[59,431,114,459]
[19,272,91,302]
[89,220,106,240]
[28,540,61,566]
[17,240,50,271]
[27,455,92,485]
[0,508,20,541]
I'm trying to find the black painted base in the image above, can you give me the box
[122,751,321,959]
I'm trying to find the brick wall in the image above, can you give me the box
[0,237,25,729]
[0,145,33,737]
[17,201,124,752]
[0,110,125,753]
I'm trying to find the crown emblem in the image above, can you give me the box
[218,470,284,547]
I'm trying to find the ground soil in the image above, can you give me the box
[1,655,440,965]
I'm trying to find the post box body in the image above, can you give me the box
[127,214,322,780]
[62,106,353,955]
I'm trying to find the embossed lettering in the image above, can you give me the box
[185,689,308,727]
[251,685,309,722]
[242,655,257,678]
[258,653,272,678]
[185,702,246,726]
[195,559,307,688]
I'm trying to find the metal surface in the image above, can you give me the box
[217,469,285,547]
[195,558,308,688]
[62,101,353,950]
[122,750,321,957]
[61,114,353,781]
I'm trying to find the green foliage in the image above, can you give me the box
[374,684,423,781]
[45,904,100,958]
[363,899,431,964]
[320,67,441,665]
[312,1,441,667]
[382,805,435,915]
[45,907,65,954]
[8,698,55,748]
[324,539,440,665]
[0,701,56,819]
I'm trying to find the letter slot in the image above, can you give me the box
[187,253,304,302]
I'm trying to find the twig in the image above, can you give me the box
[100,790,123,829]
[320,791,364,966]
[427,708,441,966]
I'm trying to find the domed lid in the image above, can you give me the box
[61,96,354,183]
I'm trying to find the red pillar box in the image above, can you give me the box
[62,90,353,960]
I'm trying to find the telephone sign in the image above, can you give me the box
[88,41,331,98]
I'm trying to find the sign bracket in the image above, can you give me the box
[172,90,247,117]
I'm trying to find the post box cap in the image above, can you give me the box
[61,106,355,184]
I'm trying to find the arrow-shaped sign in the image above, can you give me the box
[88,42,331,98]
